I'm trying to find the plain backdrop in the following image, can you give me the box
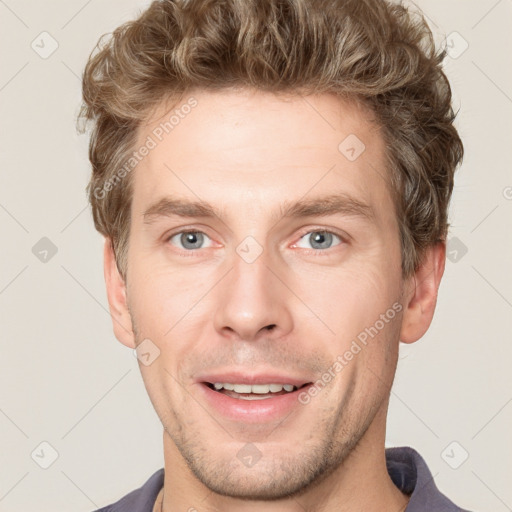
[0,1,511,511]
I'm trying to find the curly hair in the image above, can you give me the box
[79,0,463,281]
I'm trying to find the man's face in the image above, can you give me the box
[123,90,406,499]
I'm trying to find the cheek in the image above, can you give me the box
[128,264,208,336]
[297,263,401,339]
[300,264,403,391]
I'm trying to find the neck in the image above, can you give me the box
[158,405,409,512]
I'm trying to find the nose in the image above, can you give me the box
[213,248,294,342]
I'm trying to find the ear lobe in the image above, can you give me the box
[103,237,135,348]
[399,241,446,344]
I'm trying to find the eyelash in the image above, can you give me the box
[165,227,347,257]
[293,227,346,255]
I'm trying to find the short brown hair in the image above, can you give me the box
[79,0,463,281]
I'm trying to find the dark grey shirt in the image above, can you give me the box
[93,446,473,511]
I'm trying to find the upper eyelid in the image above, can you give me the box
[294,227,347,240]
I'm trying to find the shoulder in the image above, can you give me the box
[91,468,164,512]
[385,446,475,511]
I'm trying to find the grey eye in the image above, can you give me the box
[295,231,342,251]
[169,231,212,250]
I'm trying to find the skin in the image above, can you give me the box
[103,89,445,512]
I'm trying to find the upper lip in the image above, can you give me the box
[196,371,312,387]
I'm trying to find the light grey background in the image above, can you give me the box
[0,1,511,511]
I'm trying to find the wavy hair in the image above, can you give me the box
[79,0,463,280]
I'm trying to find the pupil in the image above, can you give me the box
[182,232,202,249]
[311,231,332,249]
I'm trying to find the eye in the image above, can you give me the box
[167,230,213,251]
[294,230,343,251]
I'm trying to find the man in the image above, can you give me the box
[79,0,471,510]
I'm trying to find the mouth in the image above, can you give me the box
[197,375,314,423]
[195,371,315,422]
[203,381,311,400]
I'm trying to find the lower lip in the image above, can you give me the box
[198,383,311,423]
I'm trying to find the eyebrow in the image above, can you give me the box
[142,193,375,225]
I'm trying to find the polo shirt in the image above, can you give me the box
[93,446,473,511]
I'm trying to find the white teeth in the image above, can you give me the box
[233,384,252,393]
[251,384,271,394]
[211,383,298,393]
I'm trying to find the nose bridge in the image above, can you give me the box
[213,242,293,341]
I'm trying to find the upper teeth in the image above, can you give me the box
[213,383,296,394]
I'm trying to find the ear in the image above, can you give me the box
[399,241,446,344]
[103,237,135,348]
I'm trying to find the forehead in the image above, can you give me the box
[130,89,392,225]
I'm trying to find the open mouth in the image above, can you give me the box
[203,382,311,400]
